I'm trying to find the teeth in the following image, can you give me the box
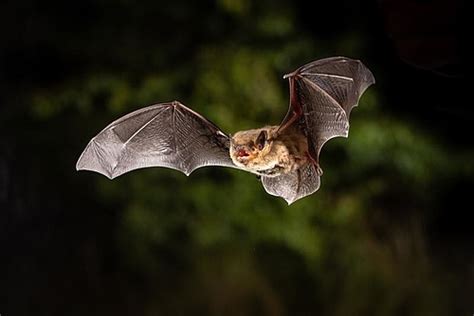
[238,149,249,157]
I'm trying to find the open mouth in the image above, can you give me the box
[237,149,249,158]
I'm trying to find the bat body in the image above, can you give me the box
[230,125,309,177]
[76,57,375,204]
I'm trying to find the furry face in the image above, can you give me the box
[230,128,274,168]
[229,126,308,177]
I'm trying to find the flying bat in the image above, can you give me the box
[76,56,375,204]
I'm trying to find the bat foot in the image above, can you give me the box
[305,152,323,176]
[256,175,261,180]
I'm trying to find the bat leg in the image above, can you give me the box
[305,152,323,176]
[296,168,301,193]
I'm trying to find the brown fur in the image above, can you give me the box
[230,126,309,177]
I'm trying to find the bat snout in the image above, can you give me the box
[231,145,253,166]
[237,148,250,158]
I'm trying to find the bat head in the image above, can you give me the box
[230,128,274,168]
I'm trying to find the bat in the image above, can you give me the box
[76,57,375,204]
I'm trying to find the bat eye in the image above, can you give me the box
[256,131,267,150]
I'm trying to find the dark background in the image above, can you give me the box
[0,0,471,315]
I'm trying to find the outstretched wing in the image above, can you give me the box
[76,101,237,179]
[262,57,375,204]
[283,56,375,158]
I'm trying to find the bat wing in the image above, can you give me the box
[76,101,237,179]
[283,56,375,157]
[262,57,375,204]
[261,164,320,205]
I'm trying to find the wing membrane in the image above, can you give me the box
[261,164,321,205]
[298,57,375,116]
[76,101,237,179]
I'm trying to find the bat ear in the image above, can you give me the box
[256,130,267,150]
